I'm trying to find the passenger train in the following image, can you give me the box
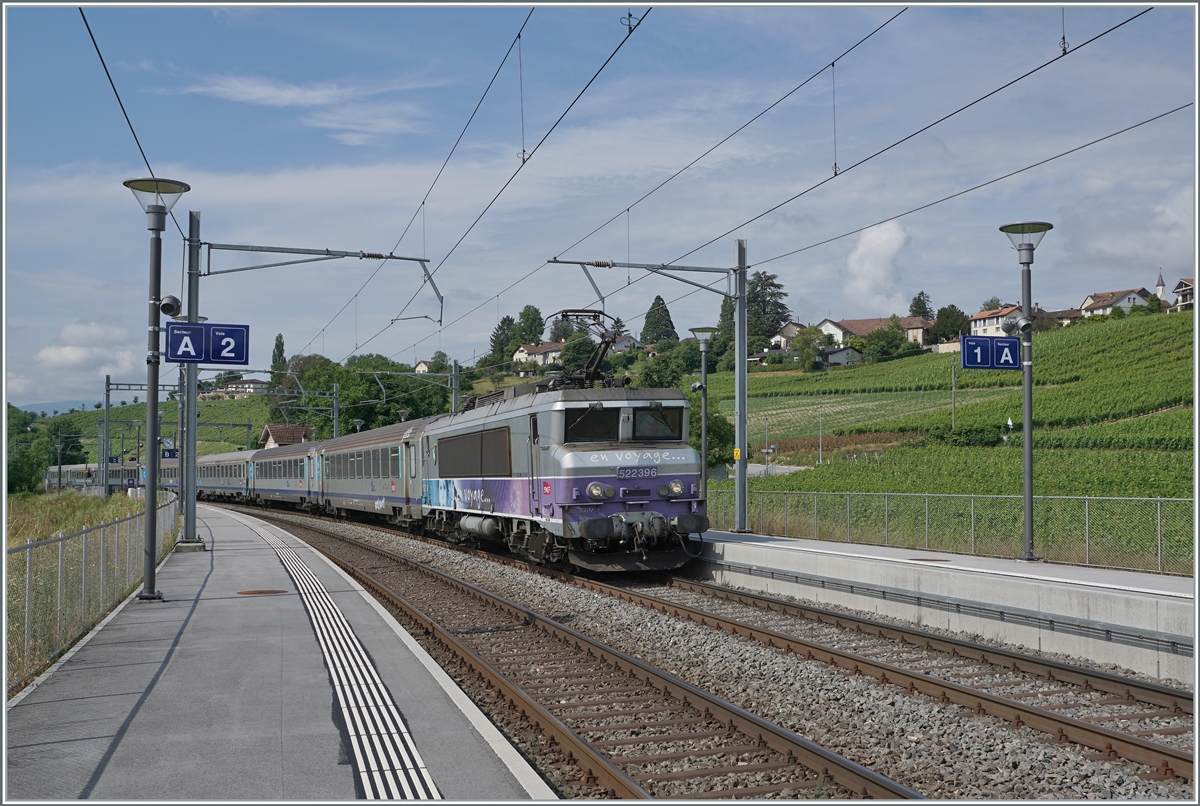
[47,312,710,572]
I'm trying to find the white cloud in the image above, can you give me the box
[35,318,139,378]
[182,74,368,108]
[843,221,909,315]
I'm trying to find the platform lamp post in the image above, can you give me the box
[689,327,717,503]
[124,177,190,600]
[998,221,1052,562]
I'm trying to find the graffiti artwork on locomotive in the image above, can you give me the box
[50,311,710,571]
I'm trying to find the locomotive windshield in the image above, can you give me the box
[633,407,683,441]
[565,406,620,443]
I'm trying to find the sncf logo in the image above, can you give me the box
[542,482,552,496]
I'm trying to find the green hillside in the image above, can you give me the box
[701,313,1194,498]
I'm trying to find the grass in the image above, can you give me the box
[6,490,148,547]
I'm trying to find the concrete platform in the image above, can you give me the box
[5,505,555,801]
[689,530,1194,683]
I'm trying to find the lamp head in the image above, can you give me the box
[689,326,718,351]
[124,177,190,232]
[690,381,705,393]
[999,221,1053,250]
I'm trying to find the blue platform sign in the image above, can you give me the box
[162,448,179,459]
[108,456,120,464]
[165,322,250,365]
[166,323,206,363]
[961,335,1021,370]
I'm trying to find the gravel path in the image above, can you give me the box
[263,511,1193,799]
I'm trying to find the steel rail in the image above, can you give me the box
[266,515,923,799]
[235,508,1189,781]
[558,575,1192,780]
[662,577,1194,715]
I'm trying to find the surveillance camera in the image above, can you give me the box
[690,382,705,393]
[1001,317,1017,335]
[160,295,182,317]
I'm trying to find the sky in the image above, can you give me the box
[4,3,1196,407]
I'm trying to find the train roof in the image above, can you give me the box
[196,450,257,463]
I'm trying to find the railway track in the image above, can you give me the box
[268,514,921,799]
[232,505,1192,792]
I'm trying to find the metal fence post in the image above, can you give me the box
[783,493,788,537]
[57,540,64,641]
[25,542,33,662]
[884,492,889,546]
[759,492,764,533]
[81,531,88,624]
[925,494,929,549]
[814,493,818,540]
[970,494,975,554]
[100,525,106,606]
[1157,498,1162,573]
[1084,496,1089,566]
[846,494,851,542]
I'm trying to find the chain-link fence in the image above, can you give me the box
[708,490,1193,576]
[7,494,179,696]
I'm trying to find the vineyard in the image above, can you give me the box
[696,313,1194,498]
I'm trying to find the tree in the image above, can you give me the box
[863,318,906,360]
[548,316,576,343]
[747,271,791,342]
[559,332,596,373]
[713,295,735,356]
[272,333,286,370]
[640,296,678,345]
[428,351,451,373]
[93,402,102,409]
[928,304,970,343]
[514,305,544,346]
[132,396,139,405]
[979,296,1002,313]
[909,290,934,320]
[610,317,628,339]
[791,328,831,370]
[488,315,517,365]
[1109,304,1126,319]
[638,351,685,389]
[686,391,736,467]
[214,370,244,388]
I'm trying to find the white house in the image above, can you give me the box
[1079,288,1150,317]
[821,346,862,366]
[413,360,431,374]
[221,378,268,398]
[769,321,806,350]
[970,305,1021,336]
[258,424,313,449]
[610,335,643,353]
[512,341,565,366]
[1171,278,1193,312]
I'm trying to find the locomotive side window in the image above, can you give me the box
[408,444,417,478]
[439,428,511,478]
[633,407,683,440]
[481,427,511,476]
[565,406,620,443]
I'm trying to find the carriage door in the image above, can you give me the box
[403,441,416,516]
[528,414,542,516]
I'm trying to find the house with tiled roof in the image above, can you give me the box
[970,305,1021,336]
[258,424,314,449]
[1079,288,1151,317]
[818,316,934,347]
[512,341,565,366]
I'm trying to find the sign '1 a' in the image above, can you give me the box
[960,334,1020,370]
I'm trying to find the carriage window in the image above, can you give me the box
[354,451,363,479]
[408,444,417,478]
[634,407,683,441]
[565,406,620,443]
[371,449,380,479]
[389,446,399,478]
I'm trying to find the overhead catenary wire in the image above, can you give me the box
[350,8,654,361]
[382,5,1156,366]
[384,8,904,361]
[662,6,1153,268]
[553,7,907,261]
[78,7,186,241]
[297,8,536,357]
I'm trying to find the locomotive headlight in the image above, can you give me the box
[587,482,606,500]
[668,479,684,496]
